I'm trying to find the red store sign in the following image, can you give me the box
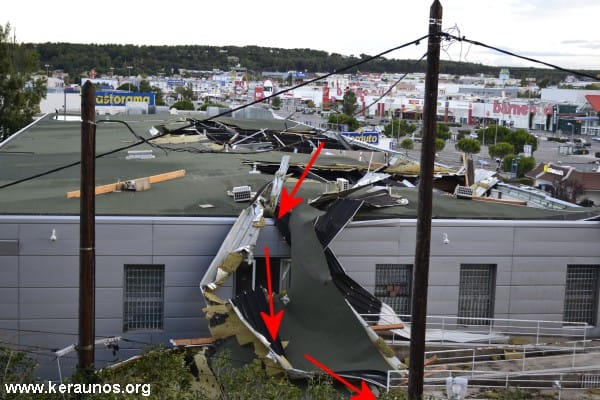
[493,100,553,116]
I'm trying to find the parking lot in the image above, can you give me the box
[274,109,600,172]
[425,129,600,172]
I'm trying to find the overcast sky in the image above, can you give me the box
[4,0,600,72]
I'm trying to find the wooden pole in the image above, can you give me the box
[78,81,96,376]
[408,2,442,399]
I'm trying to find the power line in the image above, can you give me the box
[0,35,431,189]
[200,35,432,123]
[441,32,600,81]
[1,33,596,189]
[356,53,428,118]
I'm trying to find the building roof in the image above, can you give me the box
[1,113,598,220]
[585,94,600,112]
[526,162,574,182]
[527,162,600,191]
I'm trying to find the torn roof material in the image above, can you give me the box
[198,162,404,385]
[271,202,402,379]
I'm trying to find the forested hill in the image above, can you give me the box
[28,42,593,84]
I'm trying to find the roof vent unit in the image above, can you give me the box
[454,185,473,200]
[126,150,155,160]
[124,180,137,191]
[232,185,252,202]
[336,178,350,192]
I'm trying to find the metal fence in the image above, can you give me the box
[360,313,590,346]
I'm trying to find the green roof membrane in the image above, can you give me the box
[277,203,391,374]
[1,114,598,219]
[353,187,599,221]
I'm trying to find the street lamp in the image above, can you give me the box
[127,66,133,91]
[567,122,575,152]
[495,118,499,145]
[45,64,50,77]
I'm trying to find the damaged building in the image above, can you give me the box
[0,112,599,385]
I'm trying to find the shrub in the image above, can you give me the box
[170,100,195,110]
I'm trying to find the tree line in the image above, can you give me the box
[3,19,598,138]
[27,42,594,86]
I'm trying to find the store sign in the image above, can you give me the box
[95,91,155,107]
[493,101,553,116]
[342,131,380,145]
[544,164,564,176]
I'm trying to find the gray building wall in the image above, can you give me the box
[0,216,287,379]
[1,215,599,379]
[331,219,600,335]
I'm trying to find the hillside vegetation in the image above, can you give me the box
[28,42,597,85]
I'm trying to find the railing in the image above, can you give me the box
[424,341,600,373]
[359,313,590,347]
[387,367,600,392]
[368,313,599,395]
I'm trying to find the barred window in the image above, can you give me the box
[563,265,599,326]
[458,264,496,325]
[123,265,164,331]
[375,264,412,317]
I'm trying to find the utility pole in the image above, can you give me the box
[408,1,442,399]
[78,81,96,377]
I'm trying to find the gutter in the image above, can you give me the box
[0,113,48,150]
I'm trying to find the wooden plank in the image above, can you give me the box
[66,169,185,198]
[371,323,405,331]
[170,337,215,346]
[471,196,527,206]
[66,183,119,199]
[148,169,186,184]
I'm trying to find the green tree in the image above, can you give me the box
[139,79,152,92]
[400,138,414,155]
[342,89,357,116]
[116,83,139,91]
[455,137,481,158]
[488,142,515,160]
[503,155,536,177]
[0,23,46,140]
[537,77,550,88]
[199,102,226,111]
[478,124,513,145]
[271,96,282,109]
[505,128,538,154]
[152,86,166,106]
[328,112,358,132]
[435,137,446,153]
[170,100,194,110]
[175,83,195,101]
[384,119,417,139]
[436,123,451,141]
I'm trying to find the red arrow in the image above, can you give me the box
[260,246,284,341]
[277,141,325,219]
[304,354,376,400]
